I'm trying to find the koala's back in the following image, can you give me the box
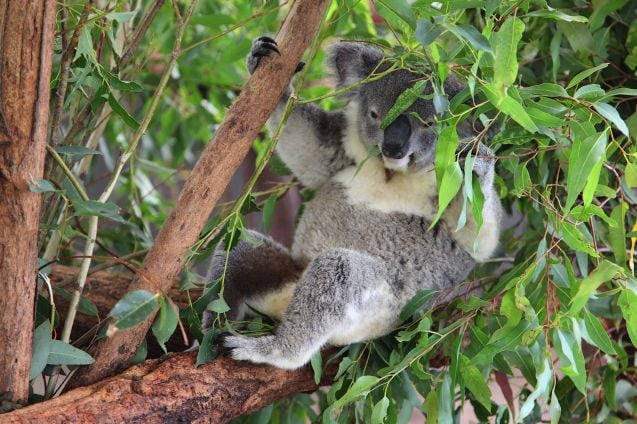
[292,175,475,302]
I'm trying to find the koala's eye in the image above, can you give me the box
[370,110,380,120]
[422,117,436,128]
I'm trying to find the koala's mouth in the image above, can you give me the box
[381,152,416,172]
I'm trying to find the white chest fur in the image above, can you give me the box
[335,162,438,220]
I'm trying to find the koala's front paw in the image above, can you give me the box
[472,145,495,185]
[247,36,280,75]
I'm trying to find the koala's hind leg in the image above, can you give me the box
[203,230,301,328]
[224,248,396,369]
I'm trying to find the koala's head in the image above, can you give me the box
[328,42,472,173]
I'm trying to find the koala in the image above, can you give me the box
[203,37,503,369]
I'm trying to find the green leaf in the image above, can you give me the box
[593,103,629,137]
[527,9,588,23]
[196,331,217,367]
[29,178,57,193]
[550,390,562,424]
[582,310,616,354]
[573,84,605,100]
[626,162,637,188]
[432,162,462,227]
[618,289,637,348]
[206,296,231,314]
[565,63,609,89]
[519,355,552,420]
[589,0,629,31]
[332,375,379,409]
[609,202,628,266]
[553,327,586,393]
[570,204,616,227]
[445,23,493,54]
[565,130,607,211]
[151,298,179,353]
[73,199,126,224]
[310,351,322,385]
[261,193,278,233]
[459,355,492,410]
[399,290,437,321]
[109,290,160,330]
[107,93,140,130]
[582,157,604,206]
[30,321,52,379]
[415,19,441,46]
[55,146,102,160]
[374,0,416,30]
[493,17,525,89]
[520,83,567,97]
[481,83,538,133]
[434,125,459,184]
[559,221,597,256]
[380,80,428,129]
[131,339,147,365]
[47,340,95,365]
[570,260,621,315]
[423,388,439,424]
[371,396,389,424]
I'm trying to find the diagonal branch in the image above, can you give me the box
[68,0,330,389]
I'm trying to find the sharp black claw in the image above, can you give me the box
[261,42,281,56]
[294,61,306,74]
[257,36,277,44]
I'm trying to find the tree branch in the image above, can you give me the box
[2,353,337,423]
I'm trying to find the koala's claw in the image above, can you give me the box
[247,37,280,74]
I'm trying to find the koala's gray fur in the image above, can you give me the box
[203,39,503,369]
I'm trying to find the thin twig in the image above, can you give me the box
[119,0,166,67]
[48,0,94,147]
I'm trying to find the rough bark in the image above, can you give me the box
[2,352,337,423]
[69,0,330,389]
[0,0,56,403]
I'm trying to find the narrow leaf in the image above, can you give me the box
[47,340,95,365]
[565,130,607,211]
[593,103,630,137]
[570,260,621,315]
[494,17,525,89]
[109,290,160,330]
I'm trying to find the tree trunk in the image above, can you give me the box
[0,0,56,403]
[69,0,330,389]
[2,352,337,423]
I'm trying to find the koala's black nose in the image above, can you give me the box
[382,115,411,159]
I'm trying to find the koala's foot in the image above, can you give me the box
[224,334,311,370]
[247,36,280,74]
[246,36,305,75]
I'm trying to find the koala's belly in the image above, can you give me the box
[292,182,475,291]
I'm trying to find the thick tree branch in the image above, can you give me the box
[68,0,330,389]
[0,0,56,402]
[2,352,337,423]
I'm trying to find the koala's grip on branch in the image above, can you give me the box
[67,0,330,390]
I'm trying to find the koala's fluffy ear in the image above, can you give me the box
[327,42,383,88]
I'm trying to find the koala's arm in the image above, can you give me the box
[444,143,503,262]
[248,38,351,189]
